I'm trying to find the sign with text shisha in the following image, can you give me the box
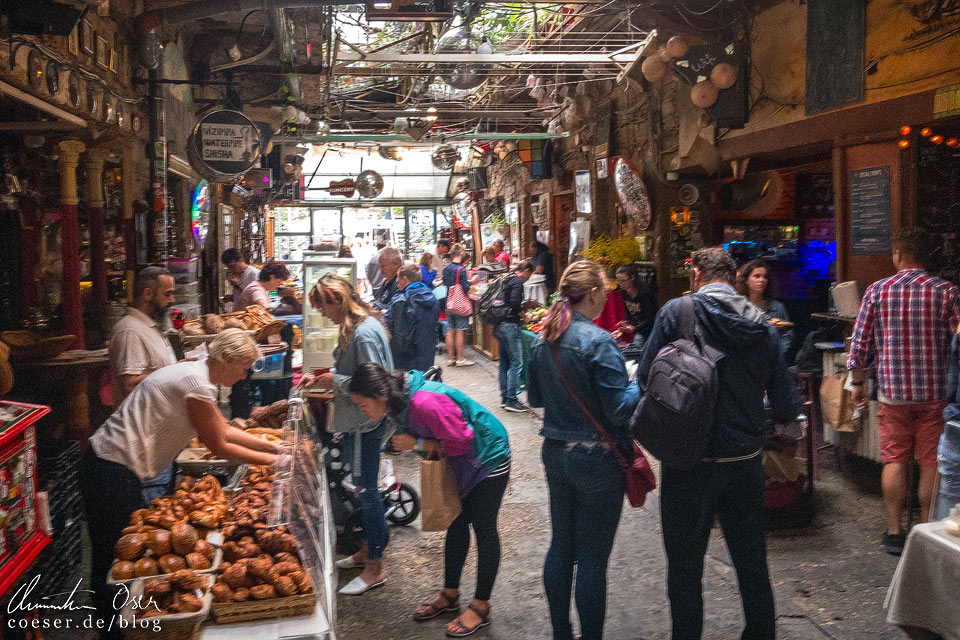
[189,110,261,179]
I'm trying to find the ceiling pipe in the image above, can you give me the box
[144,0,356,25]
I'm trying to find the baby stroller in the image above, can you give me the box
[321,365,443,555]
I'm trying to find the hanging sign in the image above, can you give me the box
[328,179,357,197]
[189,109,261,179]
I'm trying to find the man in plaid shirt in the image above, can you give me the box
[847,229,960,554]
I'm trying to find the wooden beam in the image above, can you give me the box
[0,121,84,131]
[717,91,935,160]
[0,80,87,128]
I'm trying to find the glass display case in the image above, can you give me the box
[302,256,357,373]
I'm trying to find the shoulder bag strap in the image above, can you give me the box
[549,342,630,473]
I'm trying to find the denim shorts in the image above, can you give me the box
[447,312,470,331]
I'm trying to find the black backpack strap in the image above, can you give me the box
[680,295,699,342]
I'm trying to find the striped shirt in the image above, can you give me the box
[847,269,960,403]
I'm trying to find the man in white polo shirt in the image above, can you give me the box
[109,266,177,405]
[109,265,178,503]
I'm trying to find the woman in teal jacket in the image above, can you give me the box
[349,363,510,638]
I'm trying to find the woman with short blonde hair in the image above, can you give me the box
[81,327,279,630]
[302,272,395,595]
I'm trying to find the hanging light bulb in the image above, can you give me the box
[425,107,438,122]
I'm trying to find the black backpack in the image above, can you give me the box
[478,274,513,324]
[631,296,725,469]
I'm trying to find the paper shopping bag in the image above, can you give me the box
[419,457,462,532]
[819,372,859,433]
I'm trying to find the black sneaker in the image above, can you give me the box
[882,531,906,556]
[503,400,528,413]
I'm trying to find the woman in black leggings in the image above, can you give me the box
[349,363,511,637]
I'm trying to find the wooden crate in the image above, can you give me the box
[211,592,317,624]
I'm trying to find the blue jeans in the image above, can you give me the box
[343,422,388,561]
[494,321,523,403]
[541,439,625,640]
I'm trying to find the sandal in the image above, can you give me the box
[445,603,491,637]
[413,592,460,621]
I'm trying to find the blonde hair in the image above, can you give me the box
[420,252,434,268]
[541,260,606,343]
[450,243,464,259]
[308,272,384,346]
[208,328,262,364]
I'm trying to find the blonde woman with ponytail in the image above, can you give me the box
[528,259,639,640]
[301,272,394,595]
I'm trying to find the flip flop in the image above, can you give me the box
[446,604,491,637]
[414,592,460,621]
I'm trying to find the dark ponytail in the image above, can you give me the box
[349,363,407,416]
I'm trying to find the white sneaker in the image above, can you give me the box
[455,359,476,367]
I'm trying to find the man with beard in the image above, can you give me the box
[108,266,178,502]
[109,266,178,405]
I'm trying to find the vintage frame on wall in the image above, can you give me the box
[96,34,110,69]
[575,170,592,214]
[81,20,93,54]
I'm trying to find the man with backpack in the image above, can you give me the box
[483,261,533,412]
[634,247,798,640]
[384,264,441,372]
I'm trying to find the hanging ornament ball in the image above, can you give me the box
[432,144,459,170]
[710,62,738,90]
[356,170,384,198]
[666,36,689,59]
[691,80,719,108]
[657,46,672,63]
[641,56,666,83]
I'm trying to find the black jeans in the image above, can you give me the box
[78,449,147,639]
[541,439,625,640]
[444,468,510,601]
[660,455,775,640]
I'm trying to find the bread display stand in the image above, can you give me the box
[198,389,336,640]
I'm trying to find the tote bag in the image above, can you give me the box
[446,266,473,317]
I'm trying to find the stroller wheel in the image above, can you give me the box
[386,482,421,526]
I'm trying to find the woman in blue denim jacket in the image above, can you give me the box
[301,273,394,596]
[528,259,639,640]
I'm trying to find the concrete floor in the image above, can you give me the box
[335,348,904,640]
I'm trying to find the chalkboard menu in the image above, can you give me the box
[850,166,891,255]
[805,0,865,115]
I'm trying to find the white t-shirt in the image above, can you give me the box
[90,360,218,481]
[109,308,177,406]
[233,265,260,297]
